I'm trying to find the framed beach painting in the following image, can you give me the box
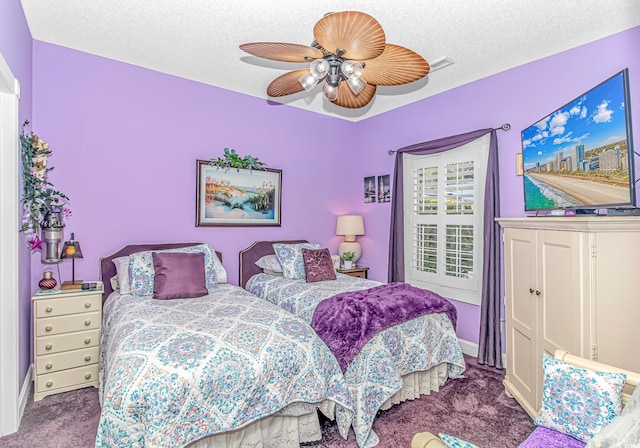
[196,160,282,227]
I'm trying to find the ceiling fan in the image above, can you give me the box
[239,11,430,109]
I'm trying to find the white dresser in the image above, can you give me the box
[32,285,102,401]
[497,216,640,419]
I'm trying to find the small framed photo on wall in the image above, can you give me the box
[364,176,376,203]
[378,174,391,203]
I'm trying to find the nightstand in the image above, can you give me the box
[337,266,369,279]
[32,285,103,401]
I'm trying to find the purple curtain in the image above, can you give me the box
[387,128,503,368]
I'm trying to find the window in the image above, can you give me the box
[403,134,489,305]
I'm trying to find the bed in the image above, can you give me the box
[240,240,467,448]
[96,242,354,448]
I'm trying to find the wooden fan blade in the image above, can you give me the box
[361,44,430,86]
[266,69,309,97]
[314,11,385,60]
[334,82,377,109]
[240,42,323,62]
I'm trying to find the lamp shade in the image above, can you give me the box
[336,215,365,238]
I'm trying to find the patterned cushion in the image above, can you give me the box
[152,252,208,300]
[112,256,131,294]
[438,433,479,448]
[302,248,337,282]
[534,354,626,443]
[129,244,223,296]
[255,255,283,273]
[273,242,322,280]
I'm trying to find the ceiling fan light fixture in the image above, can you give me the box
[309,59,330,80]
[298,72,320,92]
[340,61,363,79]
[347,76,367,95]
[323,82,338,102]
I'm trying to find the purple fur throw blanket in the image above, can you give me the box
[311,282,457,372]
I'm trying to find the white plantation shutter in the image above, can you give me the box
[403,135,489,305]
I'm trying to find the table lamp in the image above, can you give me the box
[336,214,365,264]
[60,232,84,290]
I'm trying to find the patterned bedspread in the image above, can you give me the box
[96,284,354,448]
[246,273,466,448]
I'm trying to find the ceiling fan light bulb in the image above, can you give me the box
[347,76,367,95]
[310,59,330,80]
[299,72,319,92]
[340,61,363,79]
[323,82,338,102]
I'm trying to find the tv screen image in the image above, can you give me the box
[521,69,636,212]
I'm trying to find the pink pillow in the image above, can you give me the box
[152,252,208,300]
[302,248,337,283]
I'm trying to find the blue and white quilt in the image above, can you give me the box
[96,284,354,448]
[246,273,466,448]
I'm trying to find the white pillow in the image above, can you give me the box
[273,242,322,280]
[112,256,131,294]
[109,276,119,291]
[255,255,283,273]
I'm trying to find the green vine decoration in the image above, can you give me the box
[20,120,70,241]
[209,148,266,171]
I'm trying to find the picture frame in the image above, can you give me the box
[196,160,282,227]
[364,176,376,203]
[377,174,391,203]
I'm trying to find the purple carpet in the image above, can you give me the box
[0,355,534,448]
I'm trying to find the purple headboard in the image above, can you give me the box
[99,242,222,302]
[239,240,308,288]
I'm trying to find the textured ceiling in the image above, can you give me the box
[20,0,640,122]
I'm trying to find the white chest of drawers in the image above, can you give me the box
[32,286,103,401]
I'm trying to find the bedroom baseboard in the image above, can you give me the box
[457,338,507,367]
[458,338,479,357]
[18,364,33,423]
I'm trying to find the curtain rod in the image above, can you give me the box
[387,123,511,155]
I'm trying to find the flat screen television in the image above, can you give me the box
[521,69,636,212]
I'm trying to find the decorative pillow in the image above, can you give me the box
[302,248,337,282]
[438,433,479,448]
[255,255,283,273]
[585,386,640,448]
[152,252,208,300]
[112,256,131,294]
[273,242,322,280]
[129,244,221,296]
[534,354,626,443]
[109,276,119,291]
[263,269,284,277]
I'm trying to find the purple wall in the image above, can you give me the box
[29,26,640,354]
[0,0,34,391]
[354,26,640,343]
[31,42,358,290]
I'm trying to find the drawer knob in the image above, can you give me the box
[84,355,92,362]
[84,320,91,326]
[45,325,53,332]
[84,338,91,344]
[45,363,53,370]
[45,344,53,351]
[46,381,53,388]
[529,288,534,294]
[84,302,92,308]
[84,373,92,380]
[45,306,53,313]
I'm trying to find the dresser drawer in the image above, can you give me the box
[36,364,99,393]
[36,346,99,374]
[35,329,100,356]
[36,311,101,336]
[35,294,101,318]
